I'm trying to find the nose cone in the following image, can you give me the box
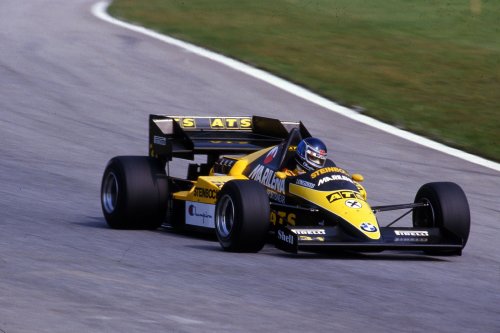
[290,183,381,240]
[329,197,381,240]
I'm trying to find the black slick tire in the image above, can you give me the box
[101,156,168,229]
[413,182,470,255]
[214,180,270,252]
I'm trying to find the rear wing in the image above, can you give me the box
[149,115,311,161]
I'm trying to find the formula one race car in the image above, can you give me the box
[101,115,470,255]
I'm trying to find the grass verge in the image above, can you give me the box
[108,0,500,162]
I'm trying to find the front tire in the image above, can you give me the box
[413,182,470,255]
[215,180,270,252]
[101,156,168,229]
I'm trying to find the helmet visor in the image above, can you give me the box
[306,149,326,168]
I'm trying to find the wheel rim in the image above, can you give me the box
[215,194,235,238]
[102,172,119,214]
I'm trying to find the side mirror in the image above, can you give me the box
[352,173,364,182]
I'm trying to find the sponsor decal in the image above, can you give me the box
[185,202,215,228]
[153,135,166,146]
[263,146,279,164]
[193,187,217,199]
[174,117,196,128]
[299,236,325,242]
[288,145,297,151]
[248,165,285,194]
[394,230,429,237]
[317,174,353,186]
[395,237,429,243]
[291,229,326,235]
[270,210,296,225]
[360,222,378,232]
[296,179,315,189]
[311,167,350,179]
[345,199,362,209]
[173,117,252,129]
[277,230,294,245]
[209,117,252,129]
[326,190,364,203]
[267,190,286,204]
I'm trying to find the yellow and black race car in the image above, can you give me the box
[101,115,470,255]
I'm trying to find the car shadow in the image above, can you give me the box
[267,250,448,261]
[78,220,449,261]
[73,216,109,229]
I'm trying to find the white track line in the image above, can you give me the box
[92,1,500,173]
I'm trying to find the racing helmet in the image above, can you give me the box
[295,137,327,172]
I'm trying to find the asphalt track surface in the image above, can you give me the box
[0,1,499,332]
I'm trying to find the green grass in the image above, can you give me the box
[109,0,500,162]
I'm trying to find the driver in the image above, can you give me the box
[282,137,327,176]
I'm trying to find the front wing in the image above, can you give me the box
[275,226,464,254]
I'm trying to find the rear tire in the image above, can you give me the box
[413,182,470,255]
[215,180,270,252]
[101,156,168,229]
